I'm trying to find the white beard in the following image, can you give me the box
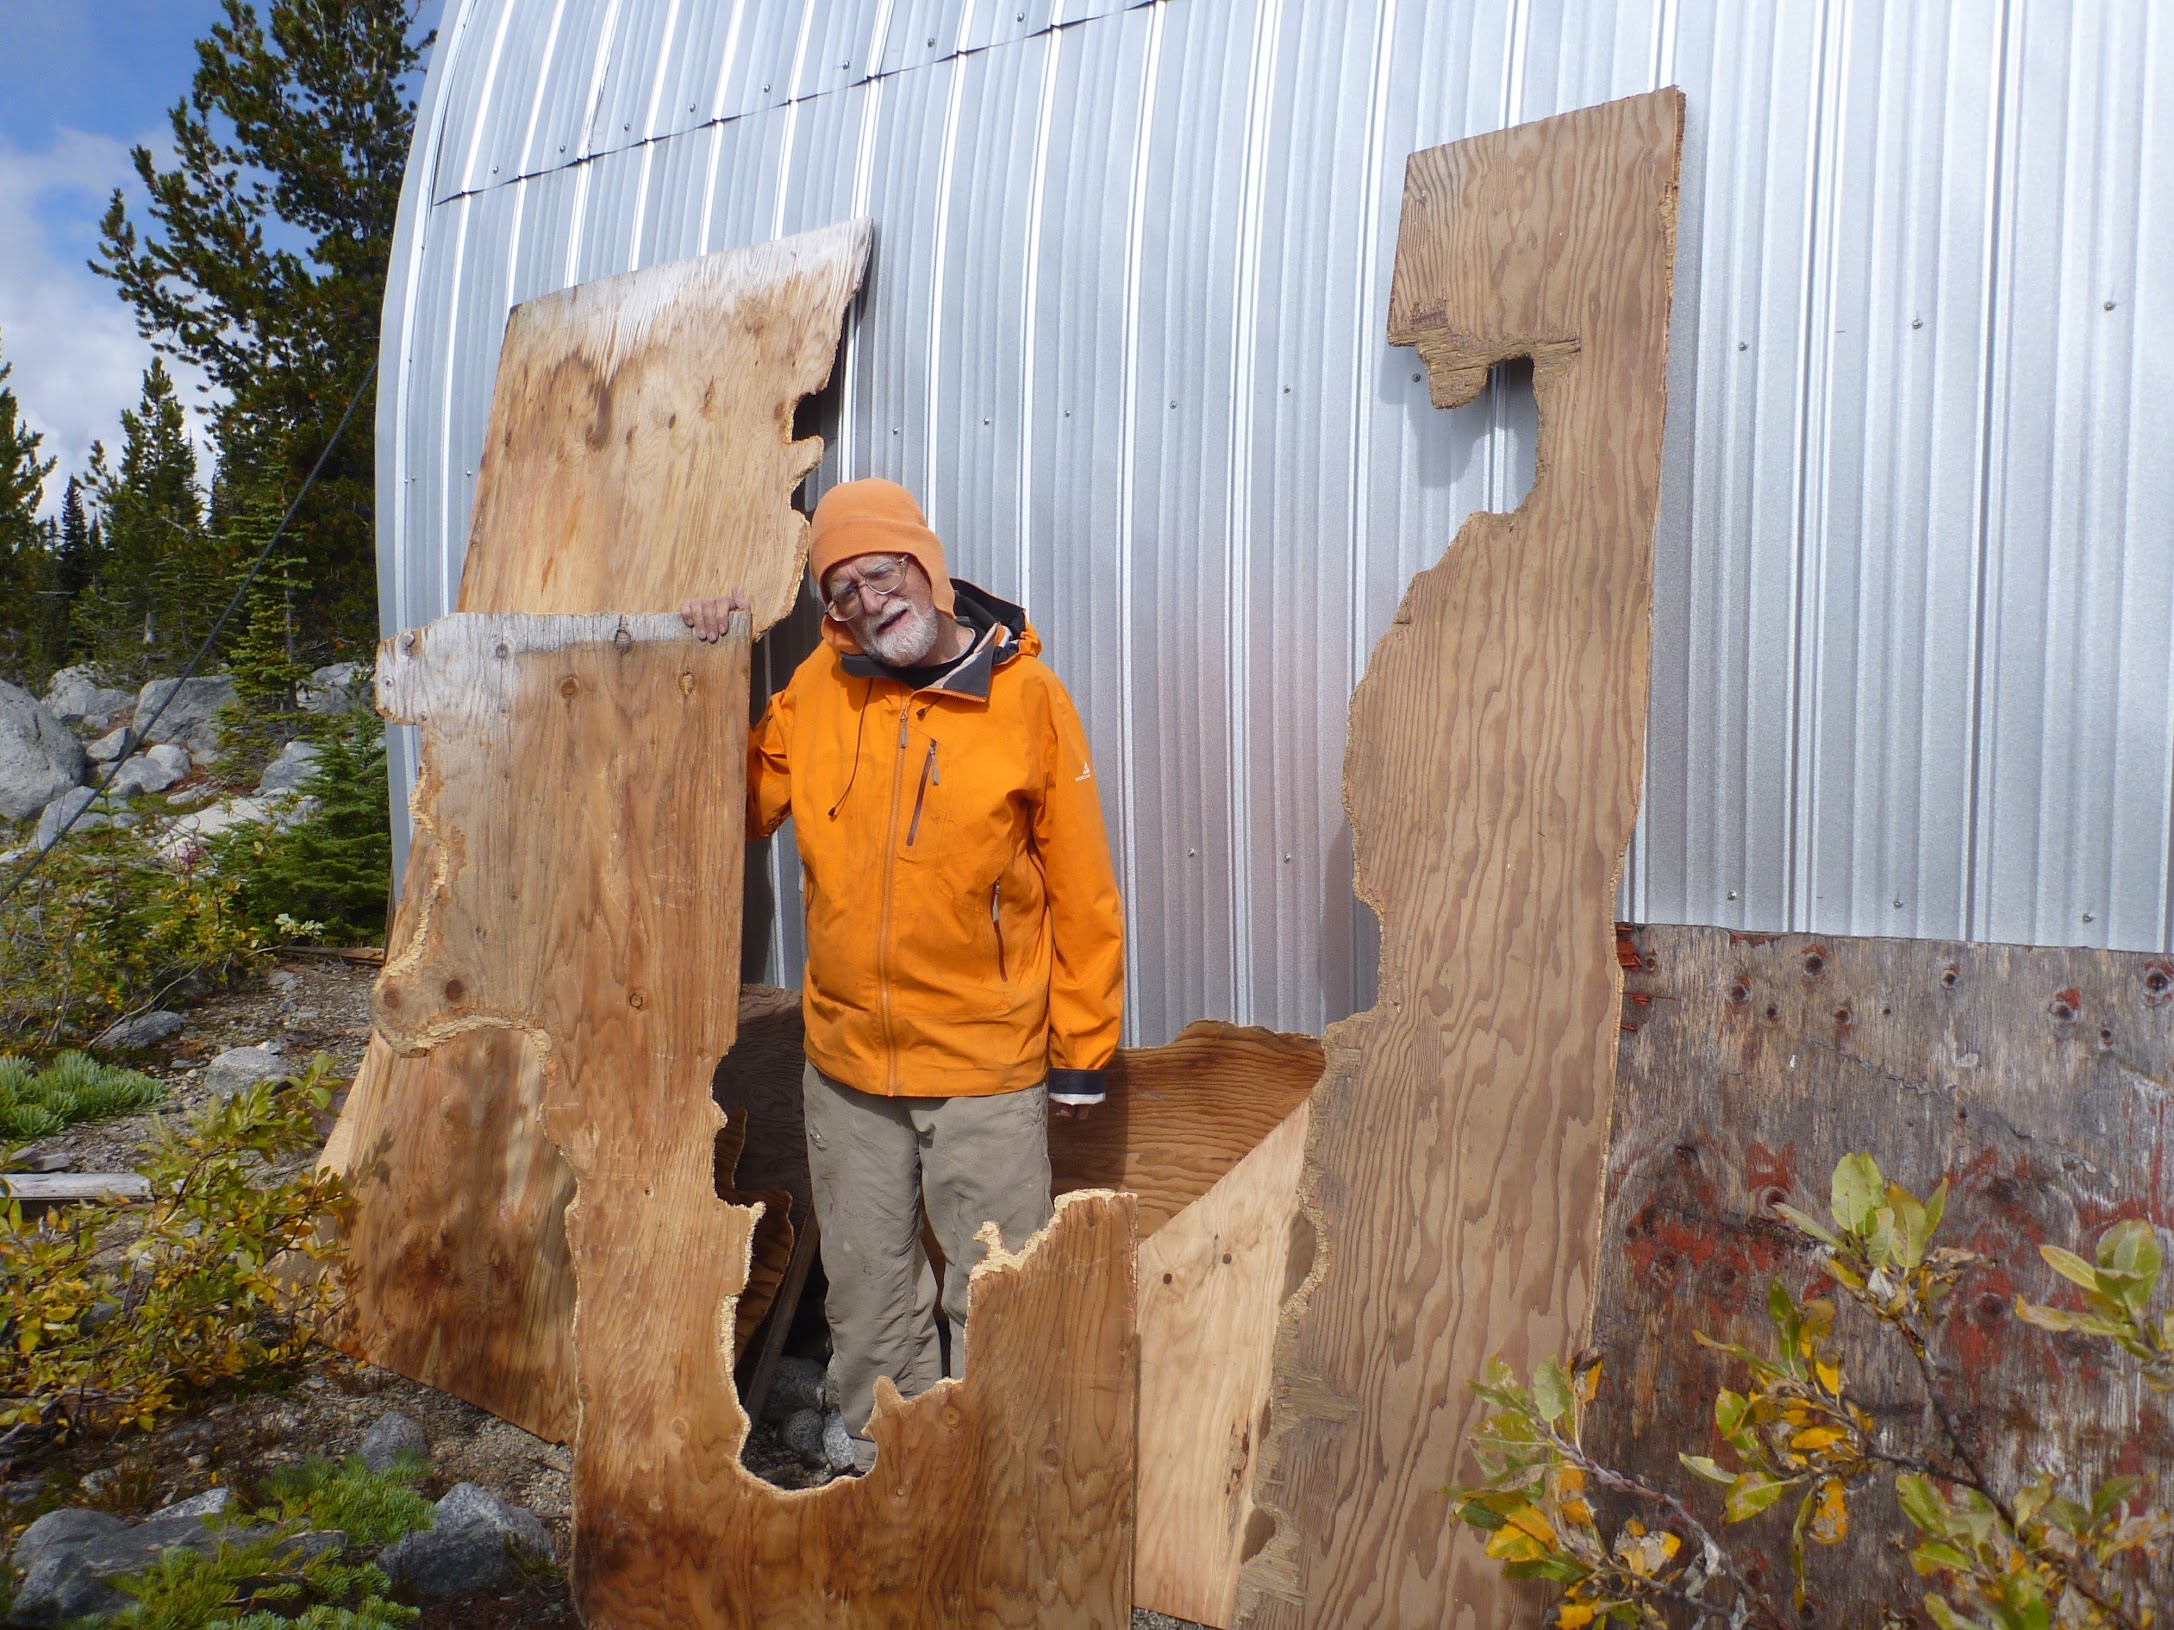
[861,599,944,666]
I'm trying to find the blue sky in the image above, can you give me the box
[0,1,442,514]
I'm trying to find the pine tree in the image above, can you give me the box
[93,0,429,660]
[224,482,312,705]
[0,331,59,684]
[50,477,108,666]
[212,714,391,943]
[76,361,208,679]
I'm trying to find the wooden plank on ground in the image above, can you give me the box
[1586,924,2174,1623]
[323,220,870,1443]
[1237,91,1684,1630]
[1,1173,151,1209]
[375,611,1136,1629]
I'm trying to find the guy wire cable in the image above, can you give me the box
[0,358,380,911]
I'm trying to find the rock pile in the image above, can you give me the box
[1,1409,556,1625]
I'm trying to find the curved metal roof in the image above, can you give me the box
[379,0,2174,1044]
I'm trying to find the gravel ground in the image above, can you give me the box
[5,961,1209,1628]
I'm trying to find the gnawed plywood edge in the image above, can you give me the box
[326,222,869,1442]
[457,219,872,630]
[376,614,1136,1628]
[1237,91,1683,1630]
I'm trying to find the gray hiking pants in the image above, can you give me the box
[801,1062,1053,1472]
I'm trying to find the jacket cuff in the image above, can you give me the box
[1047,1068,1105,1106]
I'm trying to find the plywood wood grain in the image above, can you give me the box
[456,221,873,626]
[1051,1022,1323,1237]
[682,994,1324,1626]
[1588,925,2174,1622]
[325,221,870,1441]
[1237,91,1685,1630]
[376,611,1138,1630]
[1135,1103,1310,1627]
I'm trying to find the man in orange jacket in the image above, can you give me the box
[682,477,1124,1474]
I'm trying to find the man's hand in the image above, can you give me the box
[680,591,749,642]
[1051,1102,1094,1121]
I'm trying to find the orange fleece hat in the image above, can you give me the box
[808,478,957,618]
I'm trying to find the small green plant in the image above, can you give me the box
[255,1454,435,1550]
[0,1059,348,1441]
[106,1539,418,1630]
[98,1452,436,1628]
[1450,1154,2171,1629]
[0,1051,164,1140]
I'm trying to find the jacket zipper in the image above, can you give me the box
[992,882,1007,982]
[875,700,910,1093]
[906,741,938,845]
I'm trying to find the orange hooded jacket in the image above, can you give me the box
[747,574,1125,1101]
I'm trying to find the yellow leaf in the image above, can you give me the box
[1792,1426,1847,1452]
[1561,1498,1594,1528]
[1809,1477,1850,1546]
[1815,1360,1841,1396]
[1556,1605,1597,1628]
[1557,1465,1587,1496]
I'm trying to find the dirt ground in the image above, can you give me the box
[6,959,1206,1628]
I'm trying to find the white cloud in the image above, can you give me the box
[0,127,217,515]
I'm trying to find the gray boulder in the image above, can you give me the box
[0,682,88,822]
[108,744,191,800]
[43,668,136,731]
[204,1046,289,1100]
[153,1487,233,1522]
[256,739,321,797]
[297,663,364,714]
[762,1355,828,1421]
[356,1410,429,1472]
[133,676,237,757]
[93,1010,185,1053]
[820,1411,858,1473]
[85,726,133,764]
[5,1498,321,1628]
[31,786,132,847]
[781,1408,827,1466]
[10,1507,126,1580]
[377,1482,550,1598]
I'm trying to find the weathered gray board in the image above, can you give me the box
[1587,923,2174,1623]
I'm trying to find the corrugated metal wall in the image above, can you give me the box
[377,0,2174,1048]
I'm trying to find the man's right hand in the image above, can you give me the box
[680,592,750,642]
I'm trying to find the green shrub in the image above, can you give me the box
[0,1060,347,1441]
[1451,1155,2171,1629]
[0,822,262,1053]
[0,1051,164,1139]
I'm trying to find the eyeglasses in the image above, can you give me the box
[821,554,912,620]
